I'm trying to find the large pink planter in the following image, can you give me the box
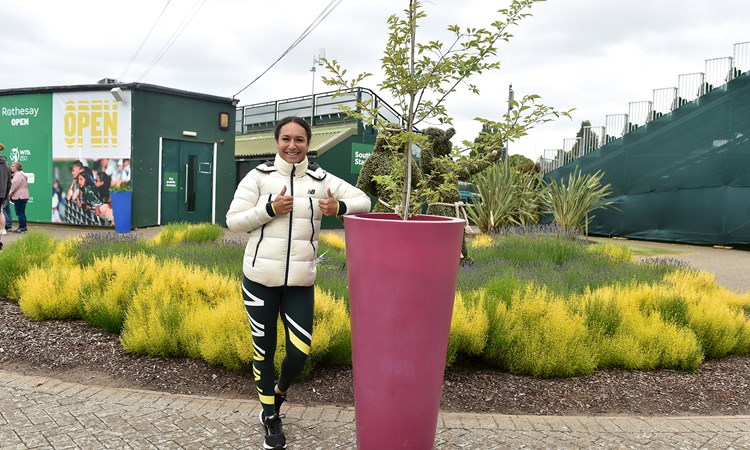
[344,213,465,450]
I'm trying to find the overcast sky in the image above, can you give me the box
[1,0,748,161]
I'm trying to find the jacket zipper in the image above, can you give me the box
[308,197,316,254]
[284,165,296,285]
[252,193,272,267]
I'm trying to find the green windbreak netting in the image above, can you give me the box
[545,74,750,246]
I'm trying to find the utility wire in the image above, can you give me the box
[117,0,172,82]
[233,0,344,99]
[137,0,207,83]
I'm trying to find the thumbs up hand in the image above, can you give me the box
[318,188,340,217]
[272,186,294,215]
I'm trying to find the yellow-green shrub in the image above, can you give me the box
[311,287,351,367]
[469,234,493,250]
[0,231,58,299]
[16,265,82,320]
[624,282,691,328]
[687,298,750,358]
[484,285,596,377]
[120,283,188,356]
[48,237,82,268]
[579,285,703,371]
[78,254,162,333]
[182,294,252,371]
[149,222,224,246]
[447,291,488,366]
[663,269,717,292]
[586,242,632,262]
[319,232,346,250]
[664,270,750,357]
[120,259,236,357]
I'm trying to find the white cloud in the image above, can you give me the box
[1,0,748,161]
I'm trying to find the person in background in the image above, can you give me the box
[76,169,113,222]
[226,116,371,450]
[67,160,85,202]
[93,170,112,203]
[0,144,10,249]
[1,186,10,232]
[52,179,64,222]
[9,161,29,233]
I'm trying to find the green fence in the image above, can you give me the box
[545,74,750,246]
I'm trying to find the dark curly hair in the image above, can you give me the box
[274,116,312,143]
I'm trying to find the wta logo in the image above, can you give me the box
[9,147,31,163]
[63,99,119,149]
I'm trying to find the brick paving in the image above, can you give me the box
[2,370,750,449]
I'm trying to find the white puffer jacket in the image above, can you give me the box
[226,154,371,287]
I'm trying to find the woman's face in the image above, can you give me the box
[276,122,309,164]
[77,174,86,187]
[10,163,17,173]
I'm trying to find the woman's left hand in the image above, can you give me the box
[318,188,339,217]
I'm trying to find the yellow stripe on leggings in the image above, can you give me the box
[253,352,265,361]
[259,393,275,405]
[289,329,311,355]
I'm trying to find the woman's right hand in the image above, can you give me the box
[272,186,294,216]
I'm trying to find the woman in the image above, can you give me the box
[76,169,113,222]
[226,116,370,450]
[9,162,30,233]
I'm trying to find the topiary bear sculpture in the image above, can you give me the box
[356,124,421,213]
[421,126,504,264]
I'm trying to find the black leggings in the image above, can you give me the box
[242,276,314,417]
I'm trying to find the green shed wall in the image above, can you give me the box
[131,89,236,227]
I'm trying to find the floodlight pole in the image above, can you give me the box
[505,83,514,173]
[310,49,325,125]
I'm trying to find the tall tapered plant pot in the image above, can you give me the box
[344,213,465,450]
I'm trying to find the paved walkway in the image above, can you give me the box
[2,370,750,449]
[1,224,749,448]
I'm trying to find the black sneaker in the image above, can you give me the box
[259,412,287,449]
[14,228,26,233]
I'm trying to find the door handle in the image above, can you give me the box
[184,163,189,204]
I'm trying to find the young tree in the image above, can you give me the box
[323,0,571,220]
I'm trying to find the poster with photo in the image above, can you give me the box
[51,91,132,227]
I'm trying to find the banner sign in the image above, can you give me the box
[1,89,133,227]
[52,91,132,160]
[351,142,373,174]
[0,93,53,222]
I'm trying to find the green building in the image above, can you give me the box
[0,81,236,229]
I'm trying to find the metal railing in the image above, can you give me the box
[652,87,678,120]
[540,40,750,174]
[235,87,409,134]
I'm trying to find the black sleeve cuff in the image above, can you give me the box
[337,200,347,216]
[266,202,276,217]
